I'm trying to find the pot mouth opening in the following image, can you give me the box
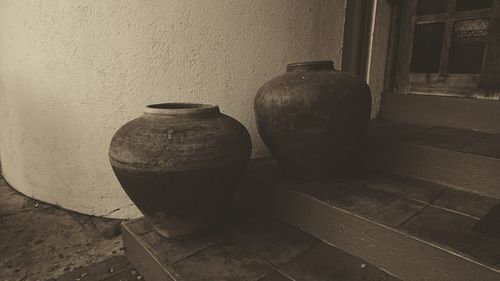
[145,103,219,115]
[287,60,335,72]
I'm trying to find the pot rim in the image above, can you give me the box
[144,102,220,115]
[287,60,335,72]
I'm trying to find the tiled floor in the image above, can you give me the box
[248,157,500,271]
[124,216,401,281]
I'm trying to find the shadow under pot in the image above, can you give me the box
[109,103,252,238]
[254,60,372,180]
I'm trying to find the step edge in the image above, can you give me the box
[364,138,500,198]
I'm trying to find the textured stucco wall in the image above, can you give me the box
[0,0,346,218]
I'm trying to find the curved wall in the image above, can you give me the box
[0,0,346,218]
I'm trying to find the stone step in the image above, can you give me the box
[243,158,500,281]
[122,214,400,281]
[365,120,500,198]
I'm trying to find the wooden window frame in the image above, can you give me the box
[392,0,500,100]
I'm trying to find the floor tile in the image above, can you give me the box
[247,157,364,203]
[140,225,229,265]
[404,134,462,150]
[474,203,500,239]
[403,126,486,150]
[401,206,500,269]
[422,126,487,140]
[172,239,274,281]
[292,178,365,204]
[431,188,498,218]
[461,134,500,158]
[364,172,444,204]
[235,219,319,266]
[279,242,400,281]
[367,121,429,140]
[332,187,426,227]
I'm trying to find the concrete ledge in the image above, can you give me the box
[380,93,500,134]
[365,134,500,199]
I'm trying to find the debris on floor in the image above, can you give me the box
[0,177,126,281]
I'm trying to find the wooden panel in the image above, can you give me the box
[478,0,500,98]
[380,92,500,133]
[341,0,371,75]
[394,0,417,94]
[383,0,403,92]
[415,8,491,23]
[409,73,479,96]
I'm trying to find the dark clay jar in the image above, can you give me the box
[109,103,252,238]
[254,61,371,180]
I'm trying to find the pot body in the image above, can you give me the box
[254,61,371,179]
[109,103,251,238]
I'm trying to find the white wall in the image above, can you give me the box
[0,0,346,218]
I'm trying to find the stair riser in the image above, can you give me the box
[121,223,178,281]
[381,93,500,134]
[365,139,500,199]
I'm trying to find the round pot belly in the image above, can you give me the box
[109,103,252,238]
[254,61,371,180]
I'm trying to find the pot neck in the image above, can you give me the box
[144,103,220,116]
[286,60,335,72]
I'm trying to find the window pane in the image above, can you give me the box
[417,0,448,15]
[410,23,445,73]
[456,0,492,11]
[448,19,488,74]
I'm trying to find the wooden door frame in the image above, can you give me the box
[370,0,500,133]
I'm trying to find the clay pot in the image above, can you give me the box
[254,61,371,180]
[109,103,252,238]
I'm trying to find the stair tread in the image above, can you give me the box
[368,120,500,159]
[247,158,500,273]
[122,215,400,281]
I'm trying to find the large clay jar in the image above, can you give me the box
[254,60,371,180]
[109,103,252,238]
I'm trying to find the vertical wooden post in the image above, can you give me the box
[341,0,373,78]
